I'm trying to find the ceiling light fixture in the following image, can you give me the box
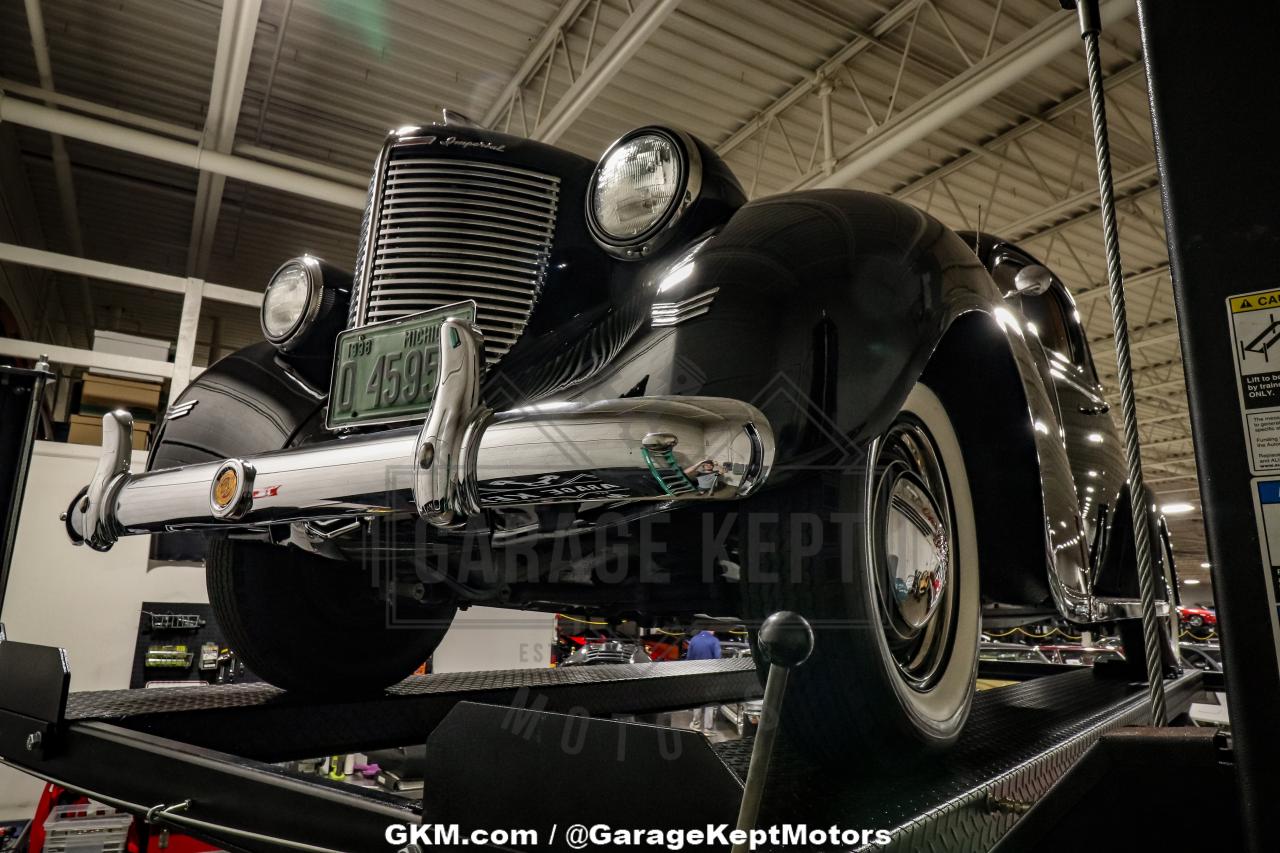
[1161,502,1195,514]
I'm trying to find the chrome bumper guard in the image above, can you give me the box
[65,319,775,552]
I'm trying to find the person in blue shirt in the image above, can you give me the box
[687,629,722,660]
[686,627,722,732]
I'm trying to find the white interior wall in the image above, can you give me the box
[431,607,555,673]
[0,441,210,817]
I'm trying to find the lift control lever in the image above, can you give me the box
[731,611,813,853]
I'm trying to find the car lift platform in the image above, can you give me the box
[64,655,762,761]
[711,665,1204,850]
[0,628,1201,853]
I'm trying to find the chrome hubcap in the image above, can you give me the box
[871,420,956,689]
[882,472,949,630]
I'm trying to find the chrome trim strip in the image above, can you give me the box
[375,238,548,255]
[366,296,532,315]
[366,286,536,306]
[385,158,561,182]
[651,287,720,327]
[382,187,558,213]
[376,244,549,263]
[378,213,554,239]
[350,135,396,326]
[371,258,546,280]
[377,197,557,222]
[165,399,199,421]
[383,176,560,203]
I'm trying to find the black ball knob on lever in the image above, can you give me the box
[731,611,814,853]
[757,610,815,669]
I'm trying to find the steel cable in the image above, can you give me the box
[1078,7,1168,725]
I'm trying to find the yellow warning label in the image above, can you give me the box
[1232,290,1280,313]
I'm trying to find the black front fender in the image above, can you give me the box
[557,189,1089,612]
[148,341,326,472]
[573,190,1003,458]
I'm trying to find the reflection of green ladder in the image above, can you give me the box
[641,443,697,496]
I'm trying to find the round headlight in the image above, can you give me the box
[261,258,319,345]
[588,128,701,257]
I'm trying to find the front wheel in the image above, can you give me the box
[740,382,980,766]
[207,539,456,693]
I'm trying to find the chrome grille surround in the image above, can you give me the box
[348,143,559,364]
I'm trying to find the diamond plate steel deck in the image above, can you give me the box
[712,667,1201,852]
[63,658,762,761]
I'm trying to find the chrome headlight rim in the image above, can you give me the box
[586,126,703,260]
[261,255,323,349]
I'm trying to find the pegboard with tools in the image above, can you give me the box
[129,601,258,688]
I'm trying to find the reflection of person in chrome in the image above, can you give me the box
[684,459,724,494]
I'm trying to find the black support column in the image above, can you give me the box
[1137,4,1280,848]
[0,362,51,617]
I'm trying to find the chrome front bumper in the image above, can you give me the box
[65,319,775,552]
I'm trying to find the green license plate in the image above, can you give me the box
[327,301,476,428]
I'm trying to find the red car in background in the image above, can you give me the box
[1178,605,1217,630]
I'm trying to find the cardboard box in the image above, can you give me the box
[68,414,152,451]
[80,372,163,414]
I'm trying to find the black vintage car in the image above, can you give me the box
[65,120,1176,765]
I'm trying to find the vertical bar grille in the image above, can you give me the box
[353,149,559,364]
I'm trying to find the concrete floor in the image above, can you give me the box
[654,706,744,744]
